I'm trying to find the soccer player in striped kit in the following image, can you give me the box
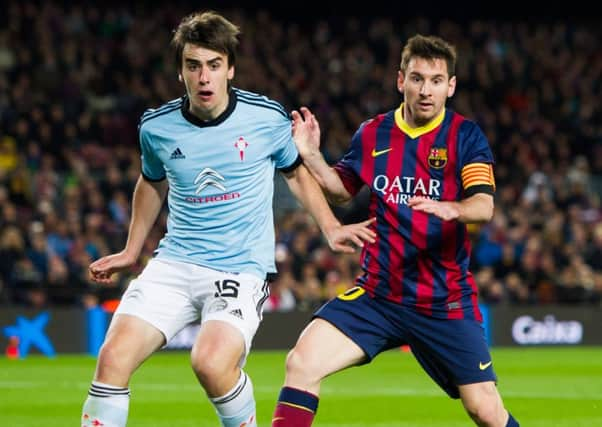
[272,35,519,427]
[80,11,375,427]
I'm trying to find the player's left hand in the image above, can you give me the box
[291,107,321,159]
[408,196,460,221]
[325,218,377,253]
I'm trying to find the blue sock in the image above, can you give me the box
[506,412,519,427]
[277,386,319,413]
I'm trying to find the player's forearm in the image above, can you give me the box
[285,165,342,234]
[123,176,168,260]
[302,152,351,205]
[456,193,494,223]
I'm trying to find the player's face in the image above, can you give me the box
[397,57,456,127]
[179,43,234,121]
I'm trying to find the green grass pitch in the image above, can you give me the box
[1,347,601,426]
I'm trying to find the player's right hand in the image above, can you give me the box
[291,106,321,159]
[89,251,136,285]
[325,218,377,254]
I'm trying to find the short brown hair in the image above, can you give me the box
[171,11,240,70]
[400,35,457,77]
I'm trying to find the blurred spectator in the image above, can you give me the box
[296,263,324,311]
[1,2,601,308]
[264,270,297,312]
[0,225,27,303]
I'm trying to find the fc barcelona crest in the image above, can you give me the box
[428,147,447,169]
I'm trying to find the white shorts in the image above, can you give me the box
[114,258,270,359]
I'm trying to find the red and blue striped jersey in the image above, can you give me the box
[334,106,495,321]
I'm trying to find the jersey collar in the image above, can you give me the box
[181,89,237,128]
[394,103,445,139]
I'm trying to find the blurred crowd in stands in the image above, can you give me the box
[1,2,601,311]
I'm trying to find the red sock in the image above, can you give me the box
[272,387,318,427]
[272,402,315,426]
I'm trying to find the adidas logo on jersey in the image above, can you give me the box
[170,148,186,159]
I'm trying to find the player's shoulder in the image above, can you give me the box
[445,110,489,148]
[233,88,290,121]
[138,96,185,131]
[355,110,392,135]
[450,111,487,141]
[446,109,480,131]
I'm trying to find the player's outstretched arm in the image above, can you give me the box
[408,193,494,223]
[89,176,168,284]
[292,107,352,205]
[284,164,375,253]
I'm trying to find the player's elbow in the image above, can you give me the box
[481,196,494,222]
[327,193,352,206]
[461,195,494,224]
[476,197,494,222]
[483,208,494,222]
[324,183,353,206]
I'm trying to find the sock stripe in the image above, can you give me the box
[212,373,247,404]
[89,383,130,398]
[277,386,319,413]
[89,390,131,397]
[90,384,129,392]
[91,382,128,391]
[280,401,316,413]
[88,390,129,398]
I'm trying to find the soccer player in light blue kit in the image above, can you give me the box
[80,11,375,427]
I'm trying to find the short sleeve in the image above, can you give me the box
[271,116,300,171]
[139,125,166,181]
[458,121,495,166]
[458,121,495,196]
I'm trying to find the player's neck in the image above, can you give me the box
[189,93,230,122]
[396,103,445,139]
[401,103,444,128]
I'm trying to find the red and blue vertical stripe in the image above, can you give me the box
[335,109,494,321]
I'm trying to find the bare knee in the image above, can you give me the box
[461,384,506,427]
[191,348,227,381]
[191,346,239,395]
[284,347,322,387]
[95,341,134,386]
[465,401,504,426]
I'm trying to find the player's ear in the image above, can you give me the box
[178,73,183,83]
[397,70,405,93]
[447,75,456,98]
[228,65,235,81]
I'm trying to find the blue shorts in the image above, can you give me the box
[314,287,497,398]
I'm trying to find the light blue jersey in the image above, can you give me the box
[138,88,300,278]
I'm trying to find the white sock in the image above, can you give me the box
[210,370,257,427]
[81,381,130,427]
